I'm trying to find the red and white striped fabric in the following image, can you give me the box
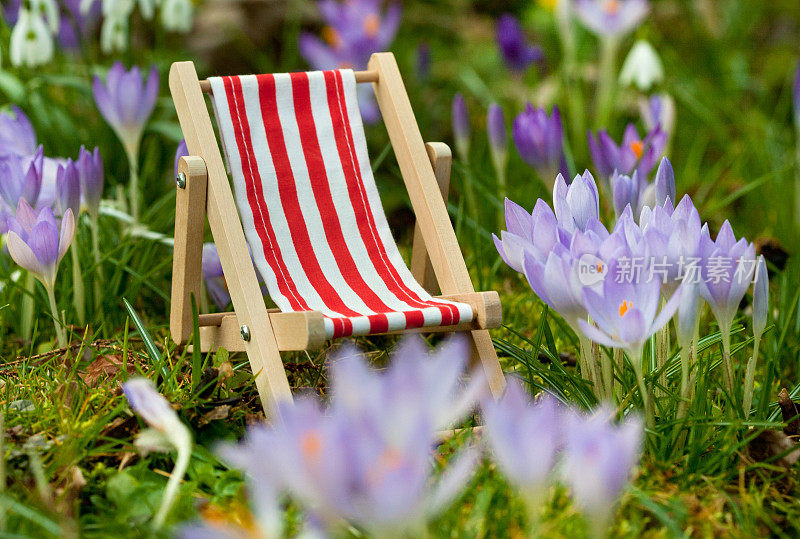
[208,69,473,339]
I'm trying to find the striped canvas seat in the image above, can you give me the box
[208,69,473,339]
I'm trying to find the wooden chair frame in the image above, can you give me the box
[168,52,506,415]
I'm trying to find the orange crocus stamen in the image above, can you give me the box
[301,431,323,459]
[363,14,380,37]
[630,140,644,159]
[618,300,633,317]
[604,0,620,14]
[322,26,341,48]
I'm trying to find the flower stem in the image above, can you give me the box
[21,272,35,342]
[578,332,600,399]
[91,215,103,312]
[494,159,507,231]
[719,325,734,403]
[126,149,140,223]
[46,285,66,348]
[595,37,619,130]
[630,348,652,429]
[742,336,761,420]
[153,445,190,530]
[69,243,85,326]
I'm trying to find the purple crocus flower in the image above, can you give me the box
[573,0,649,38]
[174,138,188,179]
[482,379,562,508]
[793,62,800,129]
[487,103,508,178]
[639,93,675,137]
[416,43,430,81]
[77,146,103,219]
[496,14,543,73]
[6,199,74,291]
[298,0,401,124]
[553,170,600,234]
[697,221,756,334]
[493,198,565,274]
[588,124,666,187]
[512,104,566,188]
[202,243,230,310]
[0,146,44,210]
[55,159,81,218]
[452,94,470,162]
[611,169,646,217]
[92,62,159,159]
[640,194,703,296]
[487,103,508,157]
[578,242,682,357]
[122,377,192,530]
[0,106,37,158]
[561,408,643,533]
[752,255,768,341]
[653,156,675,207]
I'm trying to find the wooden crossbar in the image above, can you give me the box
[198,69,379,93]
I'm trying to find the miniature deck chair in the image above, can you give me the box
[168,52,505,415]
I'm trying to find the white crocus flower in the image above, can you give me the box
[619,40,664,92]
[161,0,194,32]
[138,0,157,19]
[30,0,60,32]
[10,9,54,68]
[122,378,192,530]
[100,14,130,52]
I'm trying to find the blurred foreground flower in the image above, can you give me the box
[496,14,543,73]
[483,380,561,517]
[6,200,74,346]
[93,61,158,221]
[512,104,566,189]
[123,378,193,531]
[619,40,663,92]
[214,335,480,536]
[573,0,649,38]
[561,408,642,536]
[298,0,401,123]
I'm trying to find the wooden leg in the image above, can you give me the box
[469,329,506,398]
[170,61,292,416]
[170,156,208,345]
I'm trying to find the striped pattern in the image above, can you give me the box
[208,69,473,339]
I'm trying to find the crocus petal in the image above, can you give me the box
[752,255,768,339]
[57,208,75,263]
[7,231,45,278]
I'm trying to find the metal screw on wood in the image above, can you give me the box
[240,325,251,341]
[176,172,186,189]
